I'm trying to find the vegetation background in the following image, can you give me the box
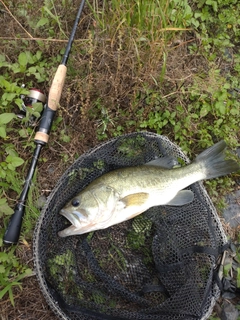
[0,0,240,318]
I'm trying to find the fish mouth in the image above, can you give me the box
[60,209,89,227]
[60,209,77,225]
[58,210,82,237]
[58,225,80,237]
[59,209,93,237]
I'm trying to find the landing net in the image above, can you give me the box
[33,132,226,320]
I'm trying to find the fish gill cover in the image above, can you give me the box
[33,132,227,320]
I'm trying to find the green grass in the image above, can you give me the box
[89,0,190,37]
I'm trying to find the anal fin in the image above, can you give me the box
[166,190,194,206]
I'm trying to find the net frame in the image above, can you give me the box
[33,132,227,320]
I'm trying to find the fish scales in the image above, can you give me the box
[58,140,240,237]
[87,164,202,202]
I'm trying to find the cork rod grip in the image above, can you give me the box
[48,64,67,111]
[34,64,67,144]
[34,131,49,144]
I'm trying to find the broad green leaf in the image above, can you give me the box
[0,54,6,62]
[7,163,14,171]
[6,155,24,167]
[0,198,14,216]
[36,50,42,60]
[11,63,22,73]
[215,101,226,114]
[24,268,33,276]
[0,198,7,205]
[0,265,5,273]
[18,129,29,138]
[215,118,223,126]
[230,108,239,116]
[0,251,9,261]
[18,52,28,67]
[36,17,49,28]
[28,66,36,74]
[32,102,44,113]
[0,169,6,178]
[0,78,10,90]
[2,92,16,101]
[0,113,16,125]
[14,97,25,109]
[200,105,209,117]
[5,147,18,157]
[0,126,6,138]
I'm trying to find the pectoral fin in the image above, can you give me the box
[121,192,149,208]
[166,190,194,206]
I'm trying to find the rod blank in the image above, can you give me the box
[3,0,86,245]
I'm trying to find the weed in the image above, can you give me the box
[0,33,57,308]
[0,235,32,306]
[190,0,240,53]
[208,315,220,320]
[0,50,53,85]
[0,147,24,215]
[37,0,68,38]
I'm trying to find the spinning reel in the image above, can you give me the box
[18,87,47,123]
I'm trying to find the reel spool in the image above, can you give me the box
[21,88,46,112]
[18,88,46,121]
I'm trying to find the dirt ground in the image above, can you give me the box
[1,0,239,319]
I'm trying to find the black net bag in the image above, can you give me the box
[33,132,227,320]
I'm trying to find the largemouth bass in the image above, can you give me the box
[58,140,239,237]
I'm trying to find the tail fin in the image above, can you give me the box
[196,140,240,180]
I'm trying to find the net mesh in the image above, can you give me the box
[33,132,227,320]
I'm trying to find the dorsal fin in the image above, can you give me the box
[145,156,180,169]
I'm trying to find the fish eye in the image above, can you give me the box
[71,199,80,207]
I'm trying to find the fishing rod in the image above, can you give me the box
[4,0,86,245]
